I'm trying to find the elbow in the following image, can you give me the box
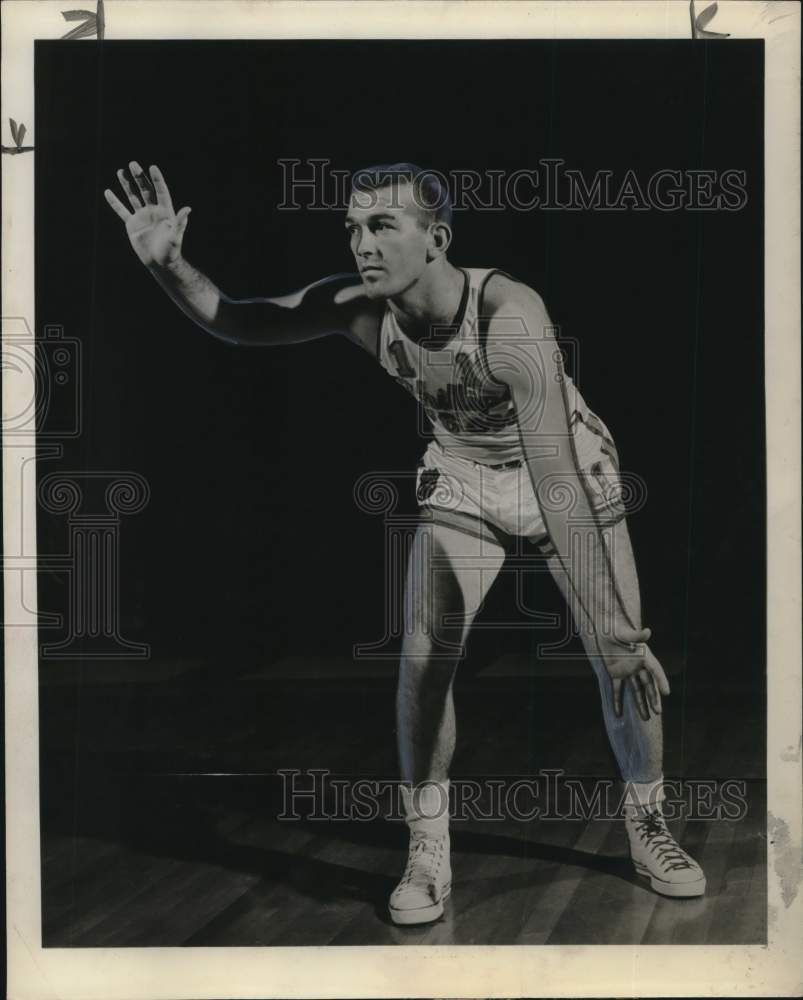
[213,296,267,346]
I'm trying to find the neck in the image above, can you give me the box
[388,259,464,334]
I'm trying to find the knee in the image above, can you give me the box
[403,616,465,663]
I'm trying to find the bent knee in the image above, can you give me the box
[400,632,464,687]
[402,620,466,661]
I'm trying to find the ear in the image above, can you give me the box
[426,221,452,261]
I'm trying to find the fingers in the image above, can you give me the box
[633,643,667,718]
[174,206,192,241]
[640,646,670,697]
[148,164,175,214]
[607,630,665,722]
[129,161,156,205]
[629,674,651,722]
[646,649,671,696]
[640,668,662,716]
[104,188,131,221]
[116,167,143,211]
[113,162,177,215]
[612,677,624,718]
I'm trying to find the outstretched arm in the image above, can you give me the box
[484,280,670,720]
[104,162,379,349]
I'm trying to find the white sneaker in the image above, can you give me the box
[625,806,706,897]
[389,828,451,925]
[389,783,452,926]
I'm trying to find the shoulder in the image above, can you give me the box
[478,272,559,391]
[479,271,553,339]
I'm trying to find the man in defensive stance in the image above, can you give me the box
[106,161,706,926]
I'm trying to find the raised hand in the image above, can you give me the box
[596,626,671,722]
[104,162,191,269]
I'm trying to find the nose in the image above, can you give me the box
[354,227,377,258]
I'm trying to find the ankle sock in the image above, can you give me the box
[401,780,451,835]
[623,776,665,817]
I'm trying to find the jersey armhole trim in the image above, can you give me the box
[478,268,522,387]
[453,267,471,330]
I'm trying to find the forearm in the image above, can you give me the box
[556,510,642,640]
[147,255,289,346]
[526,454,638,641]
[147,258,363,347]
[107,166,358,347]
[149,255,222,330]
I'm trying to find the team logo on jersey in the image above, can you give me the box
[389,342,516,434]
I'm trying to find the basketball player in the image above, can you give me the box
[105,161,706,926]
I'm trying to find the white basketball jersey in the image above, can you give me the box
[376,267,589,464]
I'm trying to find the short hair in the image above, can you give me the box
[350,162,453,228]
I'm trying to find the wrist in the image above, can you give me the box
[149,254,185,279]
[593,620,641,649]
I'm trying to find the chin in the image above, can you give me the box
[361,276,392,300]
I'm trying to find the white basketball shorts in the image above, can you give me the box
[415,411,627,553]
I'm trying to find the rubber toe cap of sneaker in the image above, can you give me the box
[390,885,440,910]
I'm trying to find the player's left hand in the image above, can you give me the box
[596,626,670,721]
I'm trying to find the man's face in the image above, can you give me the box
[345,182,431,299]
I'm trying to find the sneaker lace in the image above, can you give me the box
[400,832,444,886]
[634,811,695,872]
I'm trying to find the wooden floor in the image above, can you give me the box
[39,659,767,947]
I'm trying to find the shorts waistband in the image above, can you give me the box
[485,457,524,471]
[426,440,524,472]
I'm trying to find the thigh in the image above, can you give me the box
[404,520,507,651]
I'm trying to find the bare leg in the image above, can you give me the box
[397,522,506,784]
[545,518,663,783]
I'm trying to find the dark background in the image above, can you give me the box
[35,39,764,796]
[33,39,766,948]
